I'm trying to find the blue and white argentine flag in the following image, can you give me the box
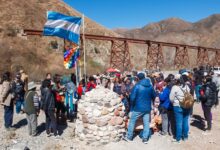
[43,11,82,44]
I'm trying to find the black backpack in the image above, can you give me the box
[207,82,218,106]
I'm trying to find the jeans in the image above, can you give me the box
[195,85,202,102]
[45,110,57,135]
[4,105,14,128]
[127,111,150,140]
[202,104,212,130]
[65,92,74,118]
[26,114,37,135]
[173,106,190,141]
[16,97,24,114]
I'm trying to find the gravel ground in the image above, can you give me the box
[0,102,220,150]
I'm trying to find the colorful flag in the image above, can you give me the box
[43,11,82,44]
[64,46,80,69]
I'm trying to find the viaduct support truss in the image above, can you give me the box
[23,29,220,71]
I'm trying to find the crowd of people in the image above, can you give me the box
[0,66,219,144]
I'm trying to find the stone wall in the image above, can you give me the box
[75,86,126,145]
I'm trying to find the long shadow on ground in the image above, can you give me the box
[36,122,68,136]
[191,114,205,131]
[57,124,68,136]
[13,118,27,129]
[37,123,46,135]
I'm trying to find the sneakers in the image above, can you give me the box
[172,139,181,144]
[122,136,132,142]
[142,138,149,144]
[5,127,16,131]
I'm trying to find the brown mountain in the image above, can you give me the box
[114,15,220,46]
[1,0,220,78]
[114,14,220,69]
[0,0,118,80]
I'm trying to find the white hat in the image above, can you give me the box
[28,81,37,90]
[175,74,181,80]
[182,72,189,76]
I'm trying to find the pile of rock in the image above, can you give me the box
[75,86,126,145]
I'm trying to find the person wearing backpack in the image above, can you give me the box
[12,73,25,114]
[24,82,40,136]
[200,75,218,134]
[170,74,191,143]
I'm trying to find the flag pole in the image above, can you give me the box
[83,14,87,85]
[75,59,79,87]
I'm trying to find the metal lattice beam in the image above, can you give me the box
[110,40,131,71]
[22,29,220,70]
[197,48,209,66]
[146,43,164,70]
[174,46,190,69]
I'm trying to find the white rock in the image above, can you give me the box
[108,126,114,131]
[93,109,101,117]
[88,113,93,118]
[85,107,92,112]
[100,126,107,131]
[98,131,104,137]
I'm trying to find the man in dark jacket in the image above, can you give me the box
[200,75,218,133]
[12,73,25,114]
[41,79,57,137]
[124,73,156,144]
[24,82,40,136]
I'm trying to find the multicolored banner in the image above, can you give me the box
[64,46,80,69]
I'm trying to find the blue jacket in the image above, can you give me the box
[159,87,172,110]
[130,79,156,112]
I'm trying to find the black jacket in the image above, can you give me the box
[194,70,204,85]
[41,87,55,111]
[12,80,25,98]
[201,82,218,107]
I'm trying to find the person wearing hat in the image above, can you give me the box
[123,73,156,144]
[12,72,25,114]
[24,81,40,136]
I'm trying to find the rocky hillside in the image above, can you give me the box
[114,15,220,69]
[1,0,220,78]
[0,0,118,80]
[114,15,220,47]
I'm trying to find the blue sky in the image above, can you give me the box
[63,0,220,29]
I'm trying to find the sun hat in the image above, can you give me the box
[175,74,182,80]
[28,81,37,91]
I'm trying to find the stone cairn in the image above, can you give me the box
[75,86,126,145]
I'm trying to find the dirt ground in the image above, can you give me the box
[0,103,220,150]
